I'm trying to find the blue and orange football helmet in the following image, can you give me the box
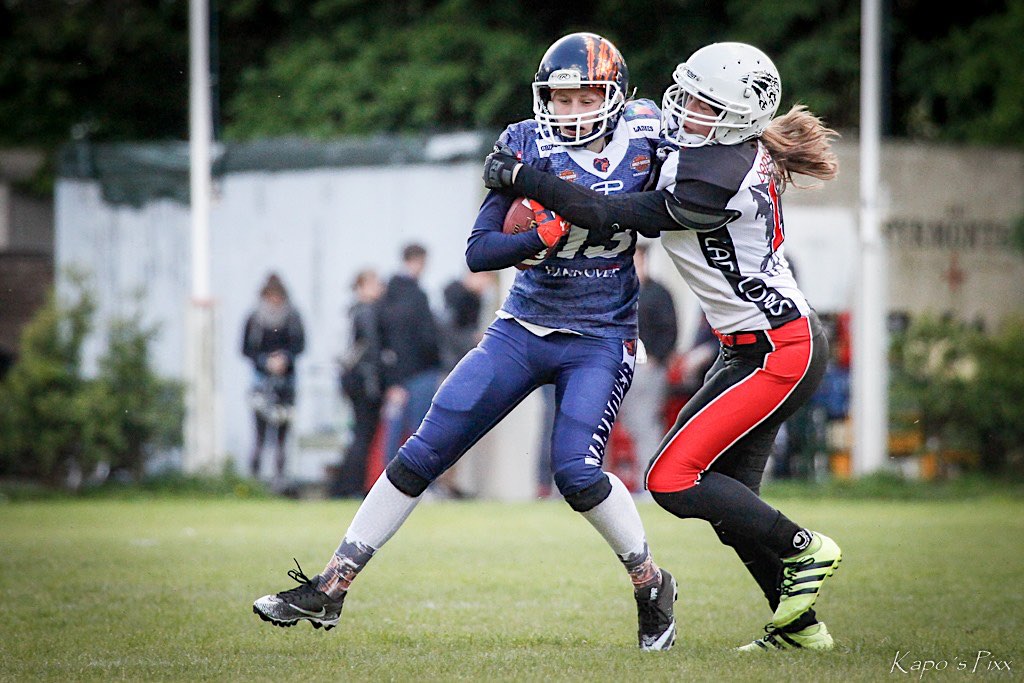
[532,32,629,147]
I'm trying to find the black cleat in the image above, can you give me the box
[253,559,346,630]
[635,569,677,651]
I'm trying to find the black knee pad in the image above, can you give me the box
[385,458,431,497]
[563,474,612,513]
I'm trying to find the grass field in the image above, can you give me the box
[1,492,1021,681]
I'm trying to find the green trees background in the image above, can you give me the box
[2,0,1022,160]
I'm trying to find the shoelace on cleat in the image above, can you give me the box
[758,623,800,649]
[278,558,322,601]
[779,556,823,597]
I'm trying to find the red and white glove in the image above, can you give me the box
[528,199,571,247]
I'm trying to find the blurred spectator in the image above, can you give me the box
[616,242,678,488]
[379,243,442,463]
[241,273,305,486]
[440,270,495,371]
[433,270,498,499]
[333,269,385,498]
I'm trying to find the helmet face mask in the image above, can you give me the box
[533,33,629,147]
[661,43,781,148]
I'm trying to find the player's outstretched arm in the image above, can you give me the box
[514,163,676,238]
[484,148,700,239]
[519,163,741,237]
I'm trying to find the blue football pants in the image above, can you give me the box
[396,317,635,497]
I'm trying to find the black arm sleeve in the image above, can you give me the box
[513,163,738,237]
[513,164,676,237]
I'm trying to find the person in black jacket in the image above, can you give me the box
[242,273,305,484]
[333,269,385,498]
[378,244,442,464]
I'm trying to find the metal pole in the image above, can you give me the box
[185,0,219,473]
[853,0,888,475]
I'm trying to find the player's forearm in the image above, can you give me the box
[466,191,548,271]
[466,223,546,272]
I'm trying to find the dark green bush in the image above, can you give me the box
[0,276,183,486]
[0,277,96,483]
[966,317,1024,473]
[890,314,1024,474]
[86,315,184,479]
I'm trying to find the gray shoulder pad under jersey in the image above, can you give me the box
[663,195,741,232]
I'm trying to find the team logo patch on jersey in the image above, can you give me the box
[593,157,611,173]
[631,155,651,173]
[558,169,578,183]
[589,179,624,195]
[535,138,559,157]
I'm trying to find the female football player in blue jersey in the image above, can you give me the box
[254,32,678,651]
[483,42,843,652]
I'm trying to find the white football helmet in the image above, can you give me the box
[661,42,781,147]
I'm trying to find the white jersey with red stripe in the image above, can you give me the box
[654,138,810,333]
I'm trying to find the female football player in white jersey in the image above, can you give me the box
[484,42,843,652]
[254,32,678,651]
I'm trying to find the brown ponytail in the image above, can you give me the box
[761,105,839,192]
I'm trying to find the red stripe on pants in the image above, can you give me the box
[646,317,813,493]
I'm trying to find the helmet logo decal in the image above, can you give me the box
[742,71,780,111]
[585,35,621,82]
[549,69,583,88]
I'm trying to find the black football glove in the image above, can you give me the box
[483,141,521,190]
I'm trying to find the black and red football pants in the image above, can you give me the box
[645,312,828,619]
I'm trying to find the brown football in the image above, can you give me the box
[503,196,537,235]
[503,197,551,270]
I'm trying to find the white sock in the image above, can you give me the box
[344,471,422,549]
[579,472,648,559]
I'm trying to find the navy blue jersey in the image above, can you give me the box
[466,99,661,339]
